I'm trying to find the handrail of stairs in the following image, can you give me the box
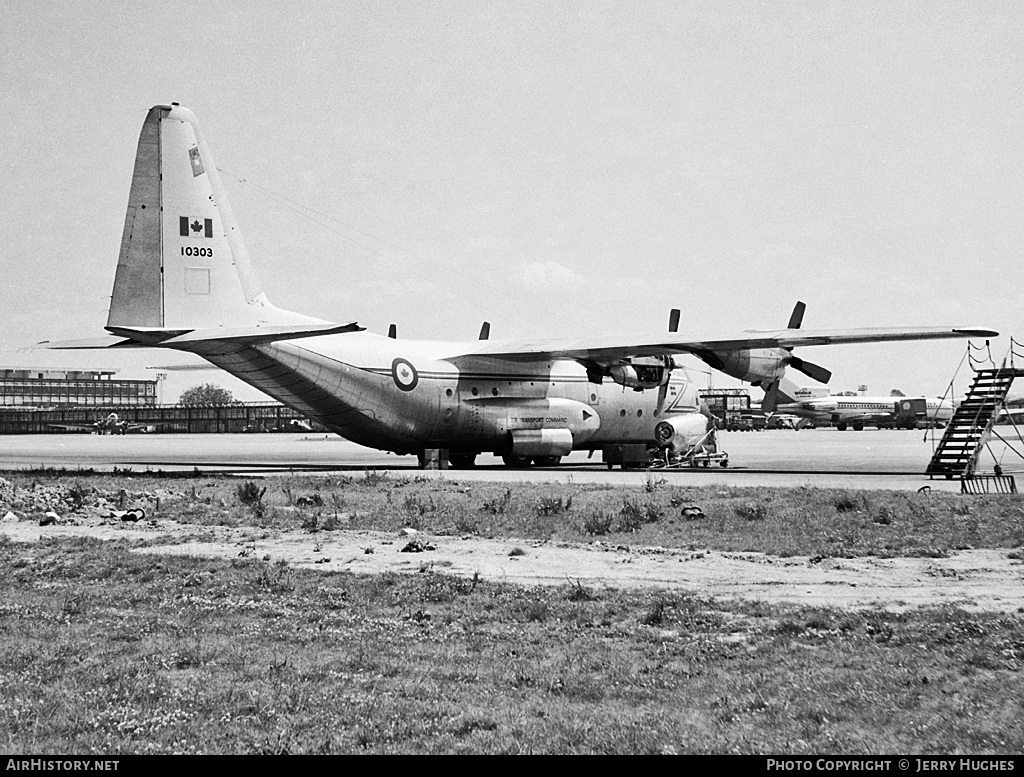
[924,344,970,446]
[1007,337,1024,371]
[968,339,996,371]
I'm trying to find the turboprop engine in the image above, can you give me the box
[654,413,715,454]
[606,357,672,391]
[677,303,832,390]
[690,348,789,386]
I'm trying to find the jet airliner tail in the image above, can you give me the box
[773,376,829,405]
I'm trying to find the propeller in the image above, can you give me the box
[783,301,832,384]
[787,300,805,329]
[653,310,686,413]
[761,379,782,414]
[761,301,831,411]
[789,355,832,384]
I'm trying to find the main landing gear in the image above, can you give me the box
[447,453,477,469]
[501,454,562,468]
[417,449,476,470]
[418,449,563,469]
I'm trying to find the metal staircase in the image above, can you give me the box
[926,350,1024,481]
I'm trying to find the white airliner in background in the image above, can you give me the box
[765,378,954,430]
[42,104,994,466]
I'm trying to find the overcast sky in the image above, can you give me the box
[1,0,1021,402]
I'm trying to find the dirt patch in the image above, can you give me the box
[4,517,1023,612]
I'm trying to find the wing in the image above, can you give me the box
[439,326,998,362]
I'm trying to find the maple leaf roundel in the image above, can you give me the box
[391,358,419,391]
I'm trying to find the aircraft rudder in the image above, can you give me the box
[107,106,167,329]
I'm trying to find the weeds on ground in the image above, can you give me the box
[5,472,1024,556]
[235,481,267,519]
[481,488,513,515]
[733,501,770,522]
[579,510,615,536]
[618,498,663,532]
[536,494,571,517]
[7,537,1022,753]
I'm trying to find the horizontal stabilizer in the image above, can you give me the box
[146,361,219,372]
[106,322,364,347]
[36,335,143,350]
[37,323,363,351]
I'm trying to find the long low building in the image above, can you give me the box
[0,402,320,435]
[0,367,157,407]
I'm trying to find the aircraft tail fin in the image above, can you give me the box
[107,104,325,333]
[774,376,829,405]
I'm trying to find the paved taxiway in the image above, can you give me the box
[2,427,1020,492]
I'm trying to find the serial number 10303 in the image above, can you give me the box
[181,246,214,258]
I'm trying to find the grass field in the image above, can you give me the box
[2,471,1023,754]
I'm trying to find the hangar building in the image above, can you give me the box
[0,367,157,407]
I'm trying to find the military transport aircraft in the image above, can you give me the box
[763,378,954,431]
[42,104,996,467]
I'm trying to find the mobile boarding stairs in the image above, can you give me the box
[926,338,1024,494]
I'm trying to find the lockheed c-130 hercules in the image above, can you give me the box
[44,104,997,468]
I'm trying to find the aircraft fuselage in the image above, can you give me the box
[775,395,952,428]
[188,331,696,456]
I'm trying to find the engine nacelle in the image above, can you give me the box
[607,357,671,390]
[654,413,714,454]
[692,347,788,385]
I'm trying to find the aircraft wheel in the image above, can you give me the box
[853,423,864,431]
[836,423,848,431]
[448,453,477,469]
[720,460,729,468]
[533,456,562,467]
[501,454,533,469]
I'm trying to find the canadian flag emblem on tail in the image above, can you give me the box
[180,217,213,238]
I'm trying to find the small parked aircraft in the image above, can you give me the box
[764,378,954,430]
[42,104,995,466]
[49,413,152,435]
